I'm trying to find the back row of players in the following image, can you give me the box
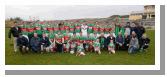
[9,21,150,56]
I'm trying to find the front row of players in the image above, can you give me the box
[17,31,149,56]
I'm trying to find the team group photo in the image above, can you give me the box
[5,5,155,65]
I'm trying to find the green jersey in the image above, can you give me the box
[48,32,55,39]
[120,27,125,37]
[77,45,83,51]
[60,30,66,34]
[93,42,100,47]
[76,35,80,40]
[65,43,70,48]
[109,43,114,47]
[22,31,29,36]
[87,24,94,33]
[35,30,43,36]
[43,30,49,34]
[75,26,81,33]
[80,36,87,40]
[100,37,105,44]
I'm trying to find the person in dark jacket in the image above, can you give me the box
[17,34,29,54]
[116,32,124,50]
[8,21,21,52]
[137,25,145,39]
[139,34,150,52]
[98,33,106,49]
[40,33,50,53]
[124,22,131,36]
[130,22,138,36]
[123,32,131,50]
[30,33,41,53]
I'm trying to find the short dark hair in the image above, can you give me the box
[14,21,17,24]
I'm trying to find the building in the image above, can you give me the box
[144,5,155,19]
[129,11,143,21]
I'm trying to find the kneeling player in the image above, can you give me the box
[93,39,101,54]
[108,40,115,54]
[17,34,29,54]
[76,42,85,56]
[69,41,76,54]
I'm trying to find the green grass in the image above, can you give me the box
[5,28,155,65]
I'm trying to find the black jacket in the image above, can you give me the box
[8,26,21,38]
[139,37,150,47]
[40,37,50,47]
[98,36,106,45]
[17,36,29,47]
[124,35,131,45]
[106,36,115,45]
[137,26,145,38]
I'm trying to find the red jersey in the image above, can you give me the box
[100,28,104,32]
[54,27,59,31]
[28,28,34,32]
[21,28,27,32]
[47,27,53,31]
[60,27,64,31]
[64,26,69,30]
[75,26,81,29]
[64,36,69,41]
[93,27,98,31]
[70,28,74,31]
[57,38,62,43]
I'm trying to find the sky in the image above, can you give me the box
[6,5,144,20]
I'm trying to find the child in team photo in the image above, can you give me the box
[108,39,115,54]
[93,39,101,55]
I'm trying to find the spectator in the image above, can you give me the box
[116,32,124,50]
[17,34,29,54]
[139,34,150,52]
[41,33,50,53]
[98,33,106,49]
[30,33,41,53]
[124,22,131,36]
[8,21,21,52]
[128,31,139,54]
[137,24,145,39]
[123,32,131,50]
[130,22,138,36]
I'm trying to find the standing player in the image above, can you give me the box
[81,23,88,37]
[75,23,81,36]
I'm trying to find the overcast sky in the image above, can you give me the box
[6,5,144,20]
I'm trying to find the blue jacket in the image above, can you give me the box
[30,37,41,47]
[116,35,124,44]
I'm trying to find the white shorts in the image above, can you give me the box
[108,47,114,51]
[95,47,100,51]
[80,52,85,55]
